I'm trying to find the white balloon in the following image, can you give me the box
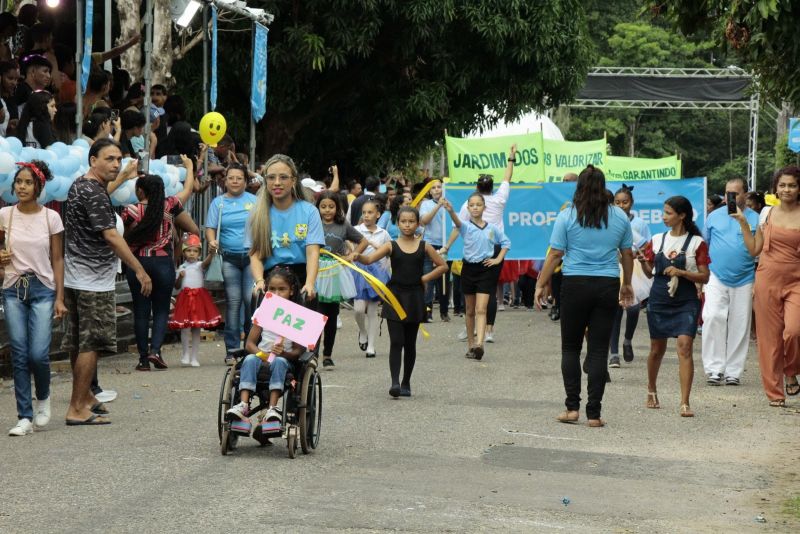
[0,152,15,174]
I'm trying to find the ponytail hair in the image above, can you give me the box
[125,174,166,246]
[664,195,701,238]
[573,165,609,229]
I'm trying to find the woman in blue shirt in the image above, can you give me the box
[205,163,258,363]
[535,166,634,428]
[249,154,325,303]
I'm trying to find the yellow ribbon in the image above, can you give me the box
[764,193,780,207]
[320,249,407,320]
[411,179,441,208]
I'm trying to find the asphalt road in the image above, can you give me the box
[2,306,799,533]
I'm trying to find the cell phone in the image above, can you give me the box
[166,155,183,166]
[111,109,119,121]
[137,151,150,174]
[726,191,737,214]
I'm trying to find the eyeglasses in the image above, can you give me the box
[265,174,292,182]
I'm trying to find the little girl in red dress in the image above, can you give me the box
[168,235,222,366]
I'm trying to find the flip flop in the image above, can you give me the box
[785,382,800,396]
[91,403,110,415]
[66,414,111,426]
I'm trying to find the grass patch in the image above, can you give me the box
[783,496,800,519]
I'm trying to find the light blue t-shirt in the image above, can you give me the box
[419,199,447,246]
[263,200,326,270]
[550,206,633,278]
[629,215,651,250]
[204,192,257,253]
[703,206,759,287]
[377,211,399,239]
[459,220,510,263]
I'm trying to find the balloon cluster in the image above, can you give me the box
[0,137,187,206]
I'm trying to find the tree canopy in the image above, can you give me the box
[173,0,595,174]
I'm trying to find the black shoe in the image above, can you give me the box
[389,384,401,397]
[473,346,484,360]
[366,352,376,358]
[135,361,151,372]
[147,353,169,370]
[623,344,634,362]
[400,384,411,397]
[550,307,560,321]
[358,333,368,351]
[440,315,451,323]
[322,357,335,367]
[423,315,433,324]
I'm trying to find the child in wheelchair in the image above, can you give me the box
[226,267,304,434]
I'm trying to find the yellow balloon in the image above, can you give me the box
[199,112,227,147]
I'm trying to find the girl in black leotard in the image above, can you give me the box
[355,206,448,397]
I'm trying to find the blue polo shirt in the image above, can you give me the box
[703,206,759,287]
[419,199,448,246]
[459,220,510,263]
[205,192,257,253]
[263,200,326,270]
[550,206,633,278]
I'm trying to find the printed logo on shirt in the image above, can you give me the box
[244,203,254,211]
[488,229,494,241]
[294,224,308,239]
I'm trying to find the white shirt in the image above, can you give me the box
[177,261,205,289]
[355,223,392,270]
[458,181,510,232]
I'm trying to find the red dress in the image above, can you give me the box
[168,262,222,329]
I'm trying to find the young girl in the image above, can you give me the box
[609,184,652,367]
[226,267,305,435]
[641,196,710,417]
[444,194,510,360]
[353,198,392,358]
[168,234,222,367]
[0,161,66,436]
[356,206,447,397]
[315,191,368,367]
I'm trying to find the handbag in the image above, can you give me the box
[205,198,224,283]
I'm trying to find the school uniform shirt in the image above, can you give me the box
[263,200,326,270]
[703,206,759,287]
[629,215,652,250]
[459,220,511,263]
[550,206,633,278]
[419,198,448,246]
[204,192,257,254]
[457,181,510,232]
[355,223,392,271]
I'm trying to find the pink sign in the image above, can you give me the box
[251,292,327,350]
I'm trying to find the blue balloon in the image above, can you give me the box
[71,138,90,150]
[49,142,69,158]
[177,167,187,181]
[5,136,22,156]
[19,146,36,161]
[61,155,81,175]
[36,149,56,164]
[1,189,17,203]
[48,158,65,175]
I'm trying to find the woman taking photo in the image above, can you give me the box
[641,196,709,417]
[206,163,258,363]
[734,166,800,407]
[16,90,57,149]
[249,153,325,308]
[535,165,634,428]
[0,161,66,436]
[123,157,198,371]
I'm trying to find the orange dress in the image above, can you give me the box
[753,210,800,401]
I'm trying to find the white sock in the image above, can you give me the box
[180,329,191,360]
[354,299,367,339]
[191,328,201,363]
[366,301,379,353]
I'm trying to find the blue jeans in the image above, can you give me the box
[3,276,54,420]
[126,255,175,361]
[222,252,253,352]
[238,354,290,393]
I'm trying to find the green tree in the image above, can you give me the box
[173,0,595,175]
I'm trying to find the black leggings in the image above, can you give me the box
[316,301,340,357]
[487,245,503,326]
[387,320,419,386]
[609,304,641,355]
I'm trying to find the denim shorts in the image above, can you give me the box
[61,288,117,355]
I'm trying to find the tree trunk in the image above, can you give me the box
[117,0,142,80]
[151,0,173,87]
[627,115,637,157]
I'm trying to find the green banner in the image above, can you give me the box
[603,155,681,181]
[445,133,543,183]
[542,138,607,182]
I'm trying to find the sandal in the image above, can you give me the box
[680,404,694,417]
[556,410,579,424]
[785,381,800,396]
[769,399,786,408]
[646,392,660,409]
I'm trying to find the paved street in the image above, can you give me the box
[2,307,799,533]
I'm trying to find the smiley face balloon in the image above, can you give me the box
[199,112,227,147]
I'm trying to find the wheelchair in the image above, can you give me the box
[217,290,322,458]
[217,349,322,458]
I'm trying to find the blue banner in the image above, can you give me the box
[251,23,268,122]
[80,0,93,93]
[789,118,800,153]
[442,178,707,260]
[210,6,218,110]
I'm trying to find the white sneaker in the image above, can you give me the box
[33,397,51,428]
[181,354,191,366]
[336,316,342,329]
[190,358,200,367]
[457,328,467,341]
[498,304,505,311]
[265,406,282,422]
[226,402,250,421]
[486,332,495,343]
[9,418,33,436]
[95,390,118,403]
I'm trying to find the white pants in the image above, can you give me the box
[701,273,753,378]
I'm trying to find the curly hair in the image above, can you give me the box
[265,266,301,304]
[13,159,53,198]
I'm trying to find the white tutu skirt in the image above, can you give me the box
[353,261,390,301]
[316,257,357,303]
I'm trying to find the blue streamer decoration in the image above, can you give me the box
[80,0,93,93]
[210,6,218,110]
[251,23,268,122]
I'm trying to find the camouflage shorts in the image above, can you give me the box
[61,288,117,355]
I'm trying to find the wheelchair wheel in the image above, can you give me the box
[287,426,298,459]
[219,368,237,456]
[217,368,232,441]
[299,365,322,453]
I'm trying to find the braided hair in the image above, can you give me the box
[125,174,166,246]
